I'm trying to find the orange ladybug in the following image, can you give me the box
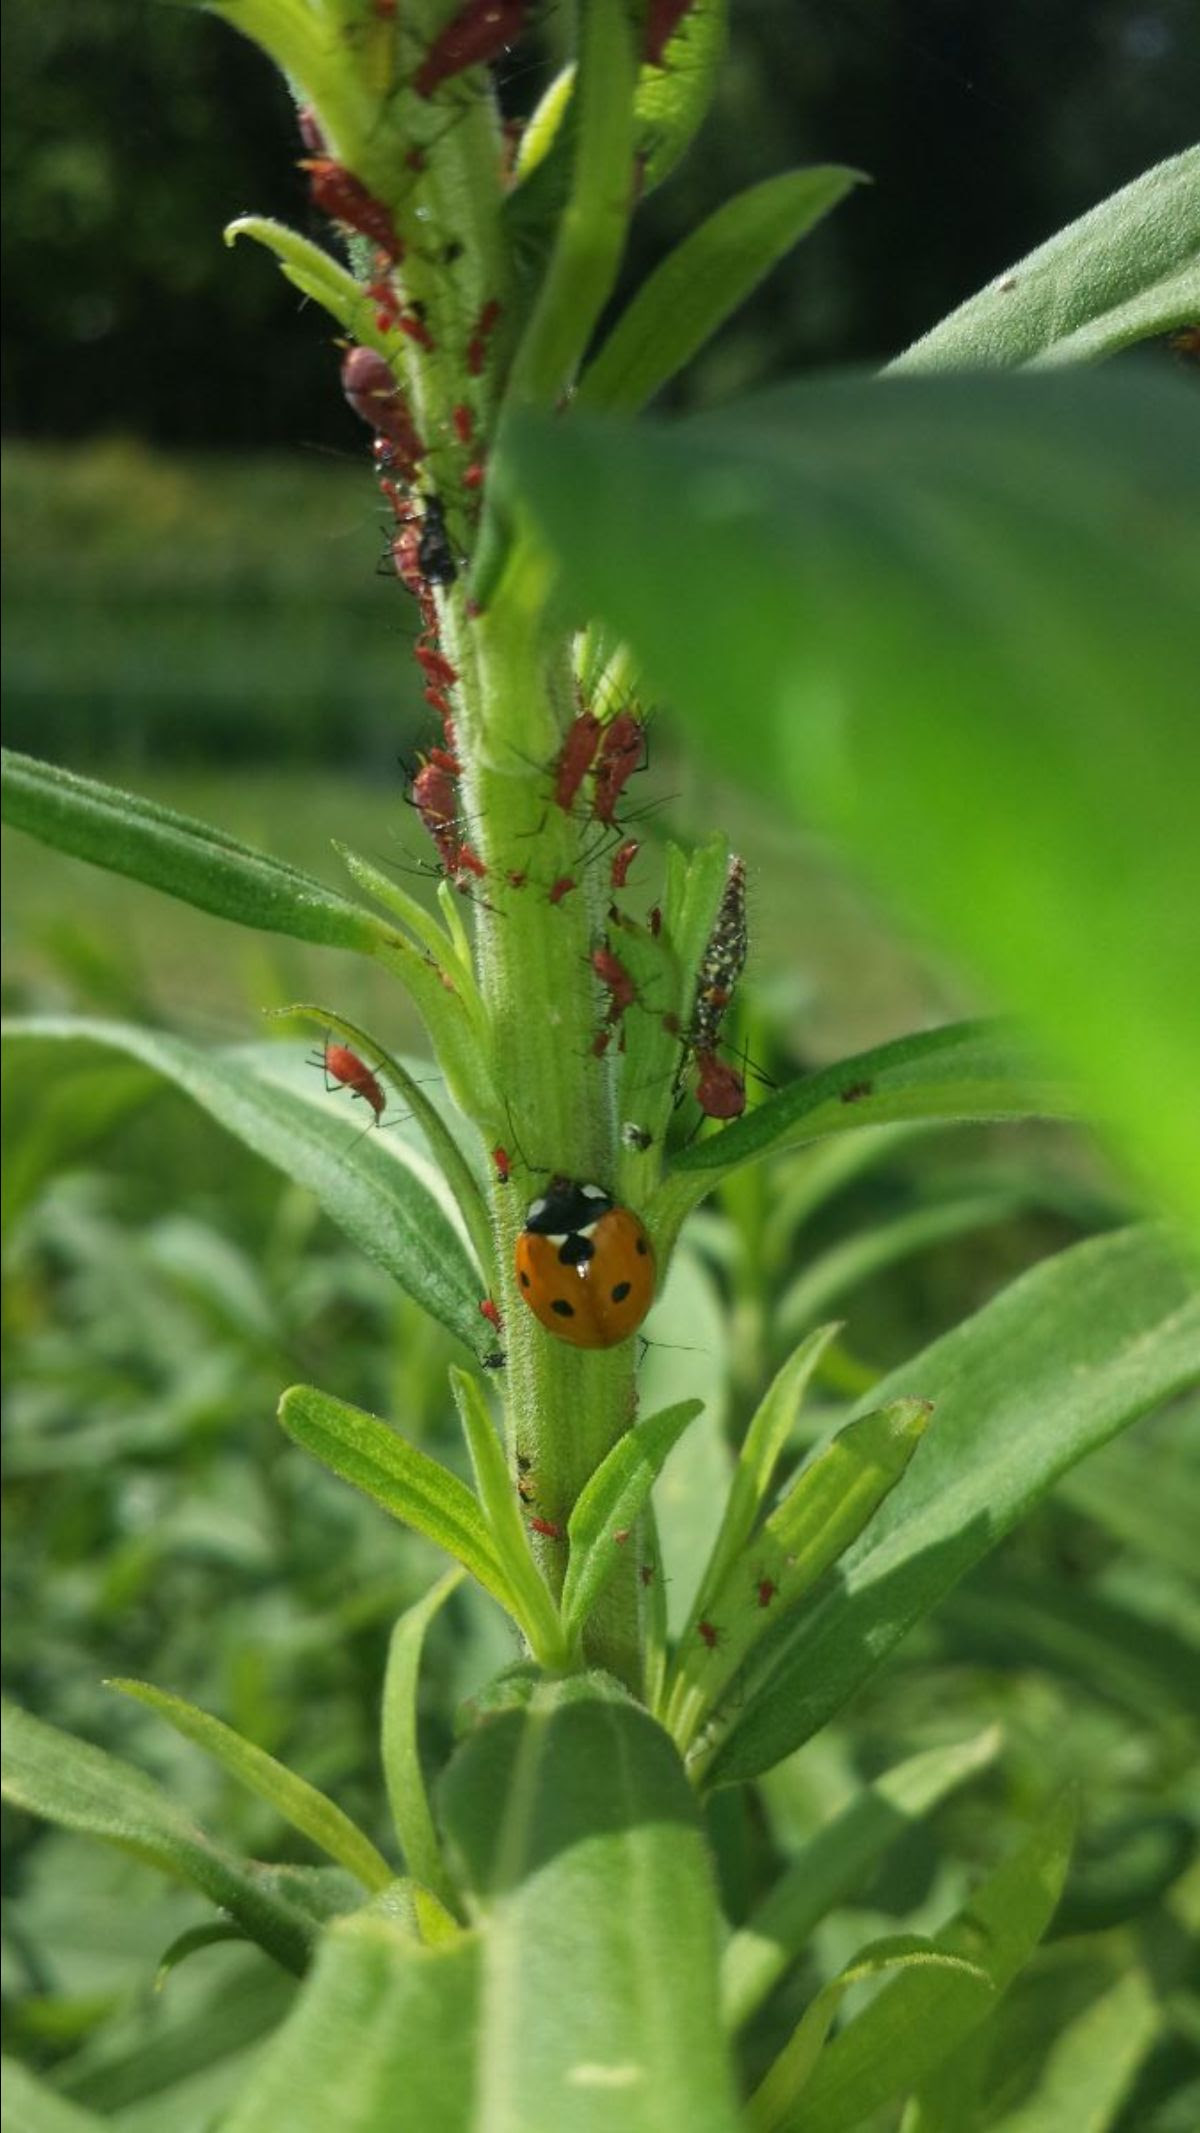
[514,1179,655,1349]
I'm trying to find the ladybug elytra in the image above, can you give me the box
[514,1179,655,1350]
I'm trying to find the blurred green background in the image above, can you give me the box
[3,5,1198,2126]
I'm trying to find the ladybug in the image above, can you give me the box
[514,1179,655,1350]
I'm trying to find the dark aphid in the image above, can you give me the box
[417,495,457,586]
[341,347,425,475]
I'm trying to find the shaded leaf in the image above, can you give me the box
[704,1227,1200,1786]
[0,2058,107,2133]
[450,1370,568,1666]
[782,1793,1077,2133]
[721,1727,1002,2031]
[510,369,1200,1234]
[0,1700,313,1976]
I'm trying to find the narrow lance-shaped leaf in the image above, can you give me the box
[675,1323,841,1659]
[704,1227,1200,1787]
[1,1020,485,1356]
[666,1021,1071,1180]
[0,748,382,955]
[277,1003,495,1291]
[748,1936,991,2133]
[381,1571,465,1913]
[667,1400,932,1753]
[107,1679,393,1894]
[890,148,1200,374]
[226,216,390,350]
[438,1675,742,2133]
[278,1384,521,1622]
[578,168,863,414]
[0,1699,314,1976]
[449,1369,568,1667]
[721,1727,1003,2032]
[560,1398,704,1642]
[777,1793,1078,2133]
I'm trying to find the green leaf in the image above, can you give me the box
[218,1910,482,2133]
[449,1368,568,1666]
[439,1675,742,2132]
[107,1679,393,1893]
[381,1572,465,1911]
[510,369,1200,1235]
[278,1383,520,1621]
[721,1727,1003,2031]
[634,0,728,193]
[749,1936,990,2133]
[0,748,381,955]
[667,1400,931,1750]
[778,1794,1077,2133]
[225,216,387,349]
[578,169,862,414]
[560,1398,704,1642]
[890,149,1200,373]
[663,1021,1070,1184]
[0,1699,314,1976]
[774,1189,1035,1341]
[676,1324,841,1649]
[972,1965,1160,2133]
[1,1020,484,1355]
[0,2059,106,2133]
[704,1227,1200,1787]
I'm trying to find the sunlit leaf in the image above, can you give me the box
[704,1227,1200,1785]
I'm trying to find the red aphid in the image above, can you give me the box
[643,0,696,66]
[592,945,637,1026]
[593,710,644,827]
[456,844,487,880]
[612,1528,631,1546]
[548,876,576,905]
[476,298,503,338]
[342,347,425,472]
[529,1515,564,1541]
[452,404,475,445]
[695,1050,746,1121]
[639,1563,656,1587]
[648,905,663,938]
[322,1041,386,1124]
[553,711,602,811]
[756,1577,778,1609]
[424,686,456,725]
[492,1145,513,1185]
[304,159,401,260]
[466,337,487,378]
[697,1619,721,1651]
[462,460,486,492]
[414,0,529,97]
[397,310,436,353]
[296,107,325,156]
[610,838,640,891]
[416,644,459,688]
[427,744,461,776]
[390,521,426,596]
[506,869,528,890]
[480,1297,502,1331]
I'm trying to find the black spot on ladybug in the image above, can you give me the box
[636,1237,648,1255]
[551,1297,575,1318]
[611,1281,631,1303]
[519,1270,531,1288]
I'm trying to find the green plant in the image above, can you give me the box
[3,7,1199,2128]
